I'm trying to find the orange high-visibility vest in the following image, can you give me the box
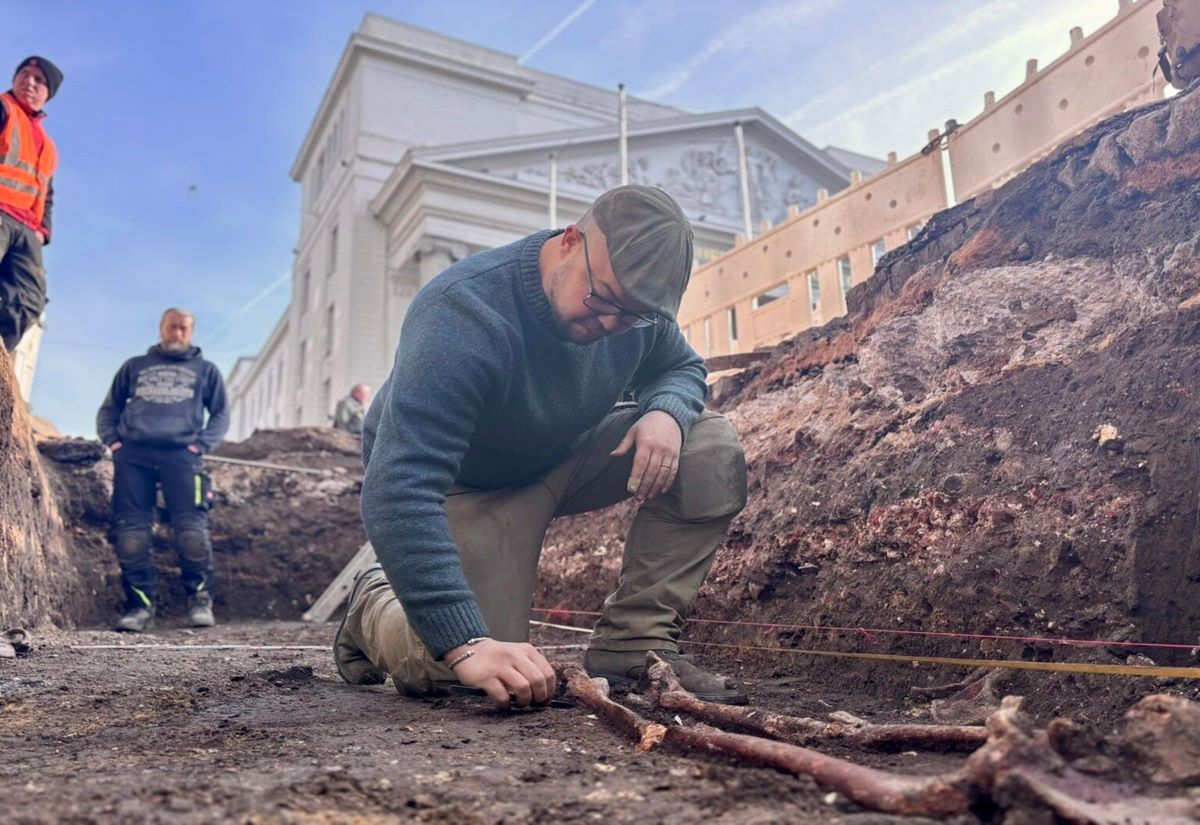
[0,92,57,227]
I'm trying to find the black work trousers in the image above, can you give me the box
[110,443,213,609]
[0,213,46,352]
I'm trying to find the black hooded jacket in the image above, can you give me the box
[96,345,229,452]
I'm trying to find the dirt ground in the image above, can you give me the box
[1,619,1012,825]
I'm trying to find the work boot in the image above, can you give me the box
[333,564,387,685]
[187,592,216,628]
[585,649,749,705]
[115,605,155,633]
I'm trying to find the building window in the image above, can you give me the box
[328,224,338,276]
[907,223,924,240]
[298,340,308,388]
[753,283,790,309]
[838,257,853,295]
[704,317,713,356]
[323,378,332,423]
[870,239,887,266]
[807,271,821,313]
[324,303,336,357]
[299,268,311,313]
[728,308,739,350]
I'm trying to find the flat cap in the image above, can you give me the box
[590,185,694,322]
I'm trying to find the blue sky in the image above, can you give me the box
[11,0,1123,436]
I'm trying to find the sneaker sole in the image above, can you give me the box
[114,620,154,633]
[333,565,385,685]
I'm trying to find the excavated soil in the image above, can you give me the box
[35,428,366,626]
[537,83,1200,727]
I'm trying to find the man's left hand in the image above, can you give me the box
[186,444,202,455]
[35,231,45,245]
[611,410,682,503]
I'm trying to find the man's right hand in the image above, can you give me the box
[445,640,556,709]
[109,442,123,451]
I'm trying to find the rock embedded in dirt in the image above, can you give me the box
[1119,694,1200,785]
[36,437,106,465]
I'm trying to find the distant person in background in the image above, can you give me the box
[0,56,62,353]
[333,383,371,435]
[96,308,229,632]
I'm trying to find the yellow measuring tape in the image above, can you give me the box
[686,640,1200,679]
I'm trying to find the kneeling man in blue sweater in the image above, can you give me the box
[336,185,749,707]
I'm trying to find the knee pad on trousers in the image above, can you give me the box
[175,529,211,563]
[113,530,153,564]
[676,416,748,521]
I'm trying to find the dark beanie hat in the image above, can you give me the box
[14,56,63,101]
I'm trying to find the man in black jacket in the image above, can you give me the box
[96,308,229,631]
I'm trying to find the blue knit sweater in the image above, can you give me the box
[360,230,707,658]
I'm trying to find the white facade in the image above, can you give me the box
[225,313,289,441]
[228,13,868,437]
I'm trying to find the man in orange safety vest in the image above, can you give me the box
[0,56,62,353]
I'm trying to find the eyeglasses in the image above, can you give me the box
[579,232,659,328]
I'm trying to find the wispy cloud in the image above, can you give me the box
[204,271,291,345]
[519,0,598,64]
[784,0,1029,127]
[794,0,1119,154]
[637,0,843,100]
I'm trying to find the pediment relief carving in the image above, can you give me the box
[474,139,824,226]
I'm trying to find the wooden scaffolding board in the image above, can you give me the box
[301,541,377,623]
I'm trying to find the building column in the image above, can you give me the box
[415,238,468,288]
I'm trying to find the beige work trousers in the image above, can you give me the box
[346,406,747,696]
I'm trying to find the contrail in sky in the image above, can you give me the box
[206,271,291,344]
[520,0,598,64]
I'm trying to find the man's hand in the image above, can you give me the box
[109,441,123,452]
[611,410,682,503]
[446,640,556,709]
[35,231,45,245]
[186,444,202,454]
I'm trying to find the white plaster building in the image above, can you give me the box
[226,13,872,440]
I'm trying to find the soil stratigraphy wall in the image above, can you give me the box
[537,84,1200,688]
[0,349,86,628]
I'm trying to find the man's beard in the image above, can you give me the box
[160,340,190,353]
[544,260,596,344]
